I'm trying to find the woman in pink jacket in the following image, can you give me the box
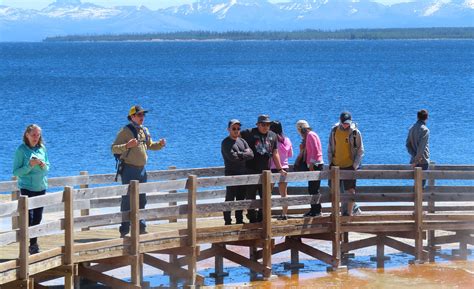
[296,120,324,217]
[270,121,293,220]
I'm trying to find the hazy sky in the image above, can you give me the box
[1,0,408,10]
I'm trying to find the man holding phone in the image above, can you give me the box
[112,105,166,237]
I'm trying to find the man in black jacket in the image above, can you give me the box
[221,119,254,225]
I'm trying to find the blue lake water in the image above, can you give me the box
[0,40,473,182]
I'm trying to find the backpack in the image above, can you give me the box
[114,124,148,181]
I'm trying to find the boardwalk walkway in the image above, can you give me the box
[0,165,473,288]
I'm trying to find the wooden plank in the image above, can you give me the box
[341,223,414,233]
[0,260,18,272]
[143,253,193,280]
[74,185,129,200]
[340,214,414,223]
[197,174,261,188]
[29,247,63,264]
[340,170,414,180]
[168,166,178,224]
[0,230,18,246]
[425,186,474,193]
[423,193,474,202]
[383,236,416,256]
[340,194,414,202]
[0,201,18,218]
[74,211,128,229]
[138,180,188,194]
[424,170,474,180]
[29,220,63,239]
[0,181,18,193]
[10,176,19,231]
[18,196,29,280]
[424,214,474,221]
[74,238,128,252]
[48,175,89,188]
[274,171,330,183]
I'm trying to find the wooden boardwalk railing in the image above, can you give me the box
[0,164,473,289]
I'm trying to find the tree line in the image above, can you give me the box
[43,27,474,42]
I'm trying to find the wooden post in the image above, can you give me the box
[64,186,75,289]
[187,175,197,287]
[427,162,436,262]
[262,170,273,279]
[284,237,304,270]
[129,180,142,287]
[19,195,29,281]
[168,166,179,283]
[249,247,258,280]
[210,244,228,280]
[413,167,424,263]
[376,236,385,268]
[329,166,343,271]
[80,171,90,232]
[11,176,19,230]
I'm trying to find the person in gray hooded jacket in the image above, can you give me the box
[406,109,430,185]
[327,112,364,216]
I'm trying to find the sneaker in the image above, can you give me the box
[140,228,148,235]
[277,215,288,220]
[304,210,317,217]
[29,244,39,255]
[120,232,127,238]
[353,208,362,216]
[236,220,246,224]
[224,221,232,225]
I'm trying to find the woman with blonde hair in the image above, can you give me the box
[13,124,50,254]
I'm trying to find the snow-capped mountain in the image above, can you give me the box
[0,0,472,41]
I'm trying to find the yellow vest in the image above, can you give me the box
[333,128,353,168]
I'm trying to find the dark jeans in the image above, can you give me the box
[328,165,360,216]
[245,169,264,223]
[20,189,46,246]
[416,163,429,187]
[308,164,324,214]
[223,185,247,224]
[120,164,147,235]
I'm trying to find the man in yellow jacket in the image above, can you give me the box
[112,105,166,237]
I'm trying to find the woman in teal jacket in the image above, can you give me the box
[13,124,50,254]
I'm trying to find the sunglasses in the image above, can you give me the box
[259,123,271,127]
[135,113,145,117]
[231,127,241,131]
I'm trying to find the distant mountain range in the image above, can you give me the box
[1,0,473,41]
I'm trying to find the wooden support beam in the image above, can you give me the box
[79,265,141,289]
[261,170,273,279]
[330,167,342,269]
[142,254,204,284]
[376,236,385,268]
[214,244,270,276]
[341,236,378,252]
[210,244,228,278]
[0,278,32,289]
[186,175,198,287]
[413,167,425,263]
[63,186,75,289]
[18,195,29,281]
[427,163,436,262]
[80,171,90,231]
[292,239,333,266]
[167,166,179,279]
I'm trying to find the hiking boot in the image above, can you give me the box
[29,243,39,255]
[236,220,246,224]
[120,232,127,238]
[140,228,148,235]
[353,208,362,216]
[277,215,288,220]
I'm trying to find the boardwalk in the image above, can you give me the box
[0,165,473,289]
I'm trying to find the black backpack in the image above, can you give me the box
[114,124,146,181]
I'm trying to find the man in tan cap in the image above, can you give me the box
[112,105,166,237]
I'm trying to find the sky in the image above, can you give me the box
[1,0,409,10]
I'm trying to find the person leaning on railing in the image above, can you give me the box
[12,124,50,254]
[406,109,430,187]
[327,112,364,216]
[111,105,166,238]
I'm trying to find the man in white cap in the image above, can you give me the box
[112,105,166,237]
[328,112,364,216]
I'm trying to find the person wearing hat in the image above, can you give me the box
[406,109,430,186]
[327,111,364,216]
[295,120,324,217]
[241,114,287,223]
[112,105,166,237]
[221,119,254,225]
